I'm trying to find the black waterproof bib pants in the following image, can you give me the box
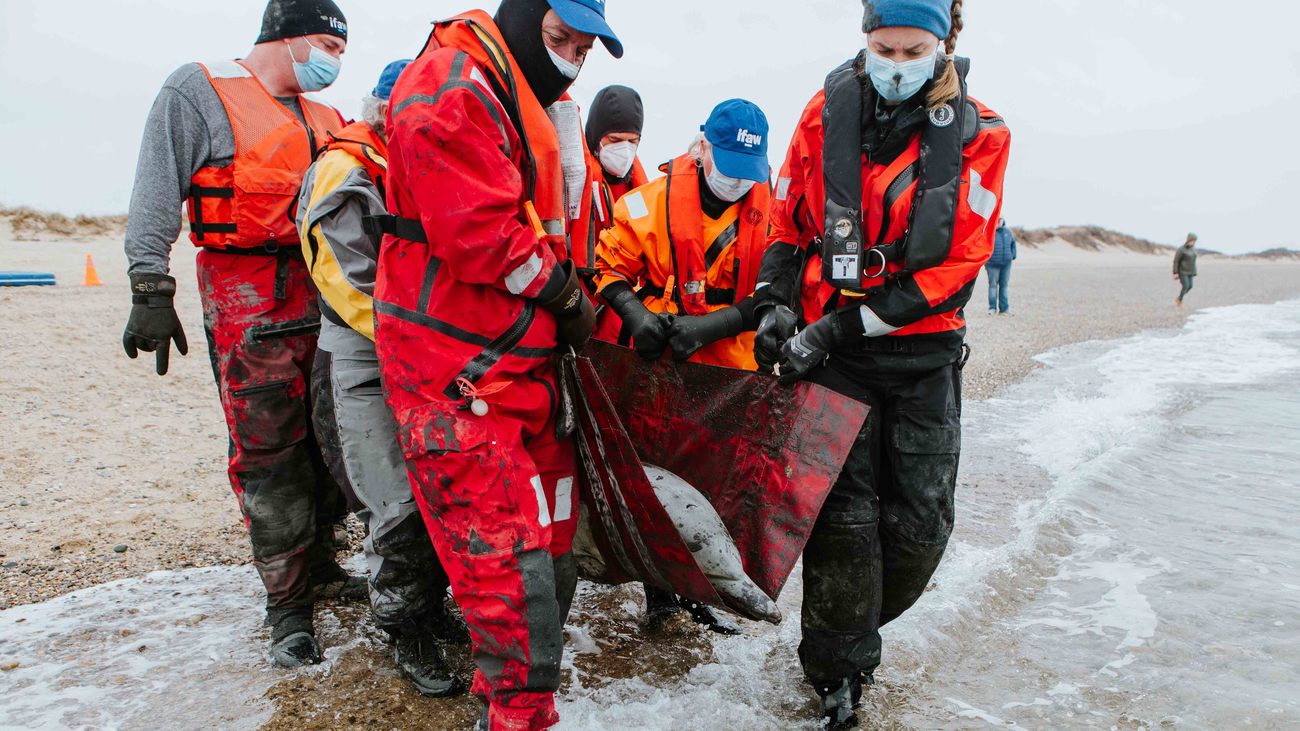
[799,342,963,688]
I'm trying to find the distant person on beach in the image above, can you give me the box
[1174,233,1198,307]
[295,60,464,698]
[120,0,364,669]
[754,0,1011,726]
[986,218,1017,314]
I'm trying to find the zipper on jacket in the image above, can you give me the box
[441,303,538,399]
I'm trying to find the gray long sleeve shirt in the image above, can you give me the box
[124,63,307,277]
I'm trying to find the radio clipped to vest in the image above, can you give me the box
[820,53,974,292]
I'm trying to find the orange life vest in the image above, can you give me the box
[320,120,388,194]
[664,155,769,317]
[187,60,343,250]
[424,12,569,258]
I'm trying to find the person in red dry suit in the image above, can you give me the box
[753,0,1011,726]
[371,1,618,728]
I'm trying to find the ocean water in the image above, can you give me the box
[560,298,1300,729]
[2,300,1298,730]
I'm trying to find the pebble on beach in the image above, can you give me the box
[113,545,129,554]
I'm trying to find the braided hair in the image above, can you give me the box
[925,0,964,111]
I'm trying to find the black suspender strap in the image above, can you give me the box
[363,214,429,244]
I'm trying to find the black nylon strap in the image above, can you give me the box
[363,214,429,244]
[703,220,739,271]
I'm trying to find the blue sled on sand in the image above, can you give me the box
[0,272,56,287]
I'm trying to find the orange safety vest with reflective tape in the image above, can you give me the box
[187,60,344,250]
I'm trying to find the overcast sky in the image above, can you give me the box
[1,0,1298,253]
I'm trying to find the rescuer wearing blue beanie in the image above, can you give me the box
[862,0,953,38]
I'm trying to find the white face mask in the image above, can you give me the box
[599,141,638,179]
[546,46,582,80]
[705,161,755,203]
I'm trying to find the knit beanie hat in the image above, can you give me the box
[585,86,645,153]
[862,0,952,39]
[256,0,348,44]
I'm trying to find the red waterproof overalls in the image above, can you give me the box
[374,13,578,730]
[186,60,347,617]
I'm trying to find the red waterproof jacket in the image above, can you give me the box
[766,90,1011,337]
[374,11,571,407]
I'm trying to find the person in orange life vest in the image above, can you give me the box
[753,0,1011,726]
[586,85,650,231]
[583,84,650,344]
[594,99,772,370]
[120,0,364,669]
[372,1,618,728]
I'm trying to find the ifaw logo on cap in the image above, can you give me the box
[322,15,347,34]
[736,129,763,148]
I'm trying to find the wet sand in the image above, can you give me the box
[3,222,1300,726]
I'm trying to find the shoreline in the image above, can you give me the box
[3,235,1300,610]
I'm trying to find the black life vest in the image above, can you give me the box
[821,52,979,291]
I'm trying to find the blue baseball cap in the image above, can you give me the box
[372,59,413,101]
[702,99,770,183]
[547,0,624,59]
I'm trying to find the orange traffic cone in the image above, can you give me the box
[83,254,103,287]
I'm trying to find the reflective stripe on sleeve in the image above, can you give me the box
[504,252,545,295]
[968,169,998,222]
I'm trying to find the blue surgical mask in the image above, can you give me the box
[866,49,937,103]
[288,39,341,92]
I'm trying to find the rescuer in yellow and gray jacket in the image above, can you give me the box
[295,59,465,699]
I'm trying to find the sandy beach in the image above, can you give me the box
[3,217,1300,727]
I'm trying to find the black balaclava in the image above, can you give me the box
[496,0,572,108]
[256,0,348,44]
[585,85,644,153]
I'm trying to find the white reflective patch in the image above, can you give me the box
[504,253,544,295]
[591,182,606,223]
[968,169,998,222]
[755,281,771,292]
[624,191,649,221]
[775,177,792,201]
[204,60,251,79]
[531,475,552,528]
[468,67,503,110]
[553,477,574,523]
[859,305,899,338]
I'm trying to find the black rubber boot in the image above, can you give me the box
[678,597,742,636]
[311,559,369,601]
[393,625,463,697]
[817,674,866,730]
[644,585,683,628]
[425,601,471,645]
[269,610,321,668]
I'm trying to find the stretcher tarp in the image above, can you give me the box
[564,341,870,610]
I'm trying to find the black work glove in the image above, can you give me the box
[668,307,745,362]
[601,281,671,360]
[777,306,866,386]
[537,261,598,352]
[754,304,798,371]
[123,273,189,376]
